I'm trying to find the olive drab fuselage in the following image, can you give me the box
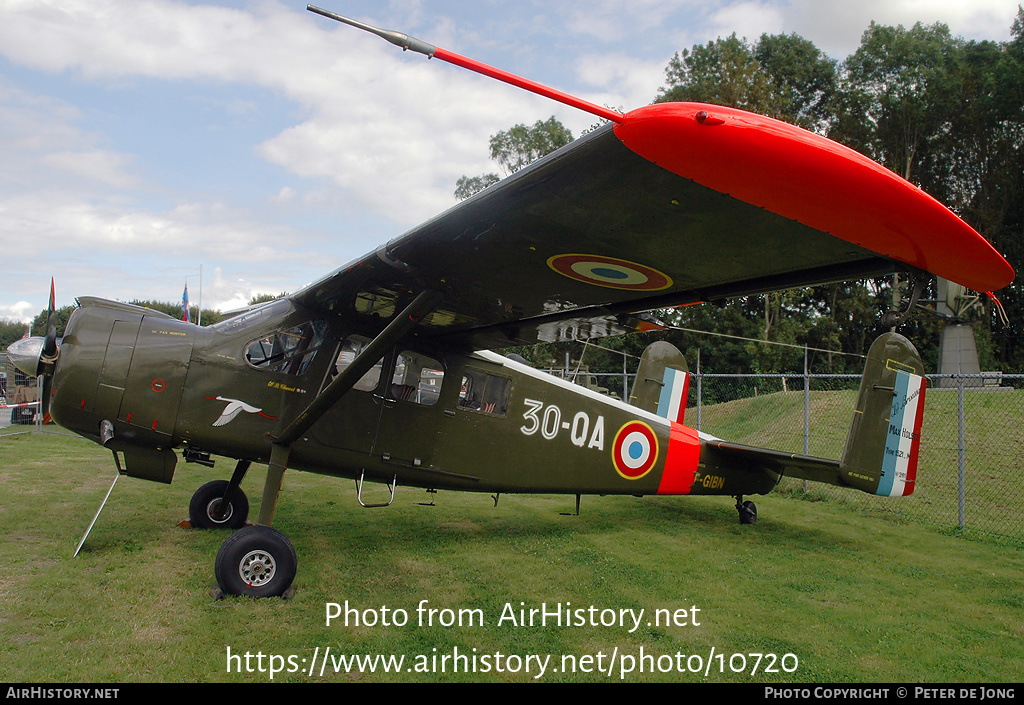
[7,8,1010,600]
[50,297,778,499]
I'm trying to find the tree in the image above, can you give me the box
[501,15,1024,375]
[30,306,76,339]
[651,18,1024,373]
[454,173,500,201]
[488,117,574,174]
[754,33,838,133]
[248,292,288,306]
[0,319,31,351]
[455,117,573,200]
[833,22,961,181]
[655,32,882,371]
[659,34,773,111]
[831,16,1024,370]
[658,33,837,132]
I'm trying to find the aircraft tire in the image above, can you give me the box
[189,480,249,530]
[739,500,757,525]
[215,525,297,598]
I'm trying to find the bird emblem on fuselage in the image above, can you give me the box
[209,396,277,427]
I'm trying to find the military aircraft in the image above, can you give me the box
[7,6,1014,598]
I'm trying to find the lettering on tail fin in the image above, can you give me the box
[877,370,927,497]
[839,332,925,496]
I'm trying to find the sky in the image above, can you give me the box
[0,0,1020,321]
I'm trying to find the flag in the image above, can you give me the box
[182,284,190,323]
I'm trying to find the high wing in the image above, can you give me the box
[292,102,1014,351]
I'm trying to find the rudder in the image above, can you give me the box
[629,341,689,423]
[840,332,927,496]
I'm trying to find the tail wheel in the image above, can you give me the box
[739,500,757,525]
[215,525,297,598]
[189,480,249,530]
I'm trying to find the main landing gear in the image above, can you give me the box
[187,455,297,598]
[735,495,757,524]
[214,525,297,599]
[189,480,249,530]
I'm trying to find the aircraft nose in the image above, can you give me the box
[7,336,45,377]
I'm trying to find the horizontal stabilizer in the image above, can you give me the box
[704,440,842,486]
[703,332,927,497]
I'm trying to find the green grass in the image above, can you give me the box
[696,387,1024,543]
[1,432,1022,682]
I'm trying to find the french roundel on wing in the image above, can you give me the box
[547,254,673,291]
[612,420,659,480]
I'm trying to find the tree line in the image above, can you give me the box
[5,11,1022,375]
[466,9,1024,374]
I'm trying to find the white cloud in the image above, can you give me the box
[565,0,697,42]
[2,0,567,224]
[0,0,560,311]
[707,2,785,42]
[573,53,668,111]
[0,301,36,324]
[41,150,140,190]
[0,77,139,191]
[780,0,1021,58]
[0,0,270,81]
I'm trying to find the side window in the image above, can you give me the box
[392,351,444,405]
[245,320,327,375]
[458,369,512,416]
[329,336,384,392]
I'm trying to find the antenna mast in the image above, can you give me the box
[307,5,625,125]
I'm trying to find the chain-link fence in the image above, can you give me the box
[1,352,43,431]
[578,368,1023,545]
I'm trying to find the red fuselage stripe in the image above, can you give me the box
[658,422,701,494]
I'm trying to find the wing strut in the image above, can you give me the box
[255,289,442,525]
[276,289,443,447]
[307,5,624,124]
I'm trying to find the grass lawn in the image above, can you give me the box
[697,387,1024,543]
[1,431,1021,683]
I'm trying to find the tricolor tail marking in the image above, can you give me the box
[656,367,689,424]
[878,370,926,497]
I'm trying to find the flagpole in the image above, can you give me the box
[198,265,203,326]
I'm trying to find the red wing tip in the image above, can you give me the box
[615,103,1015,293]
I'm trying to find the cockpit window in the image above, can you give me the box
[245,320,327,375]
